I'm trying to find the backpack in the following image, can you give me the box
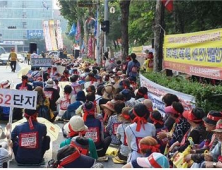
[38,100,51,121]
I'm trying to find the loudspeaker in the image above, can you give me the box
[29,43,37,53]
[151,39,154,49]
[74,50,80,59]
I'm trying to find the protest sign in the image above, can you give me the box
[0,89,37,125]
[139,74,195,116]
[31,58,52,67]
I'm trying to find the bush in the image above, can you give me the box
[142,72,222,113]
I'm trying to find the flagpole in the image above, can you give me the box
[96,0,100,65]
[104,0,108,53]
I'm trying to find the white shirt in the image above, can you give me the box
[117,123,131,157]
[125,122,156,162]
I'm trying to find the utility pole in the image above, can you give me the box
[104,0,108,53]
[153,0,165,72]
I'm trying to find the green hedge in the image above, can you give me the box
[142,72,222,113]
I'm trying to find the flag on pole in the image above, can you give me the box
[69,23,76,36]
[161,0,173,12]
[75,21,81,42]
[42,1,49,10]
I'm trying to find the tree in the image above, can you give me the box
[120,0,131,61]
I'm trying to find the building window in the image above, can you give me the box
[0,1,7,7]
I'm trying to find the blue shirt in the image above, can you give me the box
[11,121,47,164]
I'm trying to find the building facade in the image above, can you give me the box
[0,0,68,52]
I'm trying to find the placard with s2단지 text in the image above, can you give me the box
[0,89,37,109]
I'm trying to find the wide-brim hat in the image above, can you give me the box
[136,152,169,168]
[0,80,11,89]
[203,111,222,126]
[46,79,54,88]
[66,116,88,132]
[212,119,222,133]
[101,101,115,112]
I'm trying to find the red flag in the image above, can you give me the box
[161,0,173,12]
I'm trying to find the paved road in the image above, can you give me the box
[0,63,122,168]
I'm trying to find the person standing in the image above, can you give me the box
[8,48,17,72]
[27,52,31,65]
[126,53,140,80]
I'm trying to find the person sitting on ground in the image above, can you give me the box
[83,101,111,160]
[125,103,156,162]
[44,79,60,112]
[122,152,169,168]
[61,115,98,160]
[200,119,222,168]
[114,107,132,163]
[62,91,86,121]
[162,93,180,131]
[11,109,50,165]
[123,136,161,168]
[184,111,222,168]
[0,124,13,168]
[105,101,125,146]
[34,86,55,122]
[51,145,96,168]
[70,75,82,99]
[56,85,73,120]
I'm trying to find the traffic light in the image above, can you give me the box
[8,26,16,29]
[101,20,109,33]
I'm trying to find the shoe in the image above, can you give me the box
[97,156,109,162]
[92,163,104,168]
[113,156,126,164]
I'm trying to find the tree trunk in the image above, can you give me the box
[120,0,131,61]
[153,0,165,72]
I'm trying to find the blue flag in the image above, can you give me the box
[69,23,76,36]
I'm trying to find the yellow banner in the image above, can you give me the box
[164,28,222,68]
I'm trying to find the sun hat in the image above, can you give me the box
[64,116,88,135]
[101,101,115,112]
[183,107,205,123]
[212,119,222,133]
[0,80,11,89]
[46,79,54,88]
[102,84,115,99]
[136,152,169,168]
[203,111,222,126]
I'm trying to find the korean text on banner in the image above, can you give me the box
[49,20,58,51]
[55,20,64,49]
[163,28,222,80]
[0,89,37,109]
[31,58,52,67]
[42,21,53,51]
[139,74,195,116]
